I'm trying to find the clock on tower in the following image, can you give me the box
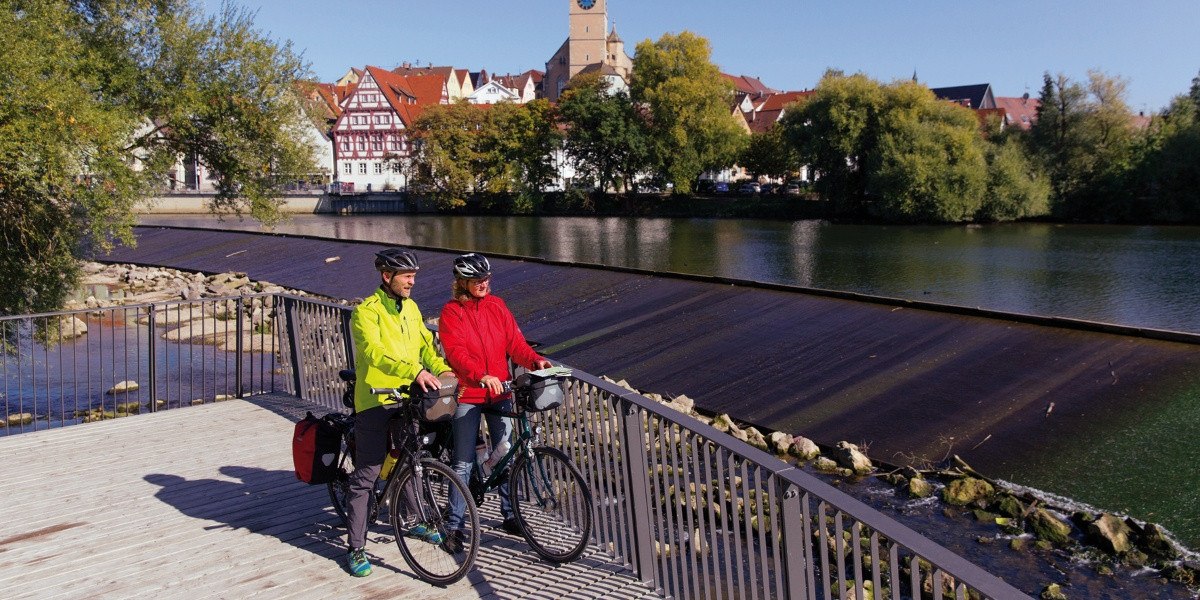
[577,0,595,9]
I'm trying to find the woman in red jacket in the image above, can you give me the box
[439,253,551,541]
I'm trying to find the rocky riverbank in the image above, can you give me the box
[599,376,1200,599]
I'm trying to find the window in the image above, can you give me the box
[371,138,382,151]
[356,137,365,151]
[374,163,383,174]
[342,163,351,174]
[359,163,367,174]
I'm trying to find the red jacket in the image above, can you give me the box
[439,294,543,404]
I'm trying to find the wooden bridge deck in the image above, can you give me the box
[0,395,656,599]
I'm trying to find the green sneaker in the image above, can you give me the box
[406,522,445,545]
[346,548,372,577]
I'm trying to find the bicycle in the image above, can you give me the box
[464,374,594,563]
[325,369,479,585]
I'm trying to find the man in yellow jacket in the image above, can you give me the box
[345,247,451,577]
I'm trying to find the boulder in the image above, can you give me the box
[670,394,694,414]
[813,457,839,472]
[908,476,933,499]
[106,380,140,395]
[1085,514,1133,555]
[742,426,769,451]
[5,413,34,427]
[710,414,735,434]
[830,441,873,474]
[768,432,794,455]
[1040,583,1068,600]
[788,436,820,460]
[942,477,994,507]
[1135,522,1179,561]
[1029,509,1072,545]
[992,494,1026,518]
[59,316,89,339]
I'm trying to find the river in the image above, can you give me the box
[140,214,1200,334]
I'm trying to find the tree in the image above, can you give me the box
[867,81,987,222]
[408,103,487,208]
[779,71,885,216]
[0,0,314,315]
[557,72,649,193]
[739,125,798,182]
[630,32,747,194]
[978,137,1051,221]
[478,100,562,210]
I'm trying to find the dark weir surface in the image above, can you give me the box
[106,226,1200,545]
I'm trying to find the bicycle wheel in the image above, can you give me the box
[510,446,593,563]
[327,431,354,526]
[390,458,480,585]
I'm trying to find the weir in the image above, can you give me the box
[102,226,1200,551]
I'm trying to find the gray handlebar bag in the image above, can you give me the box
[514,373,567,412]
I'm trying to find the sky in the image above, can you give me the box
[202,0,1200,112]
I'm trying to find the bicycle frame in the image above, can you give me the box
[472,405,537,495]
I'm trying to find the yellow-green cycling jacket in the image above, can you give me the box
[350,287,450,413]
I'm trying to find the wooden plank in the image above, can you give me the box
[0,395,655,599]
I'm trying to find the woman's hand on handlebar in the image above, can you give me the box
[533,359,552,370]
[479,375,505,396]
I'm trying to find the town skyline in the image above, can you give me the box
[202,0,1199,112]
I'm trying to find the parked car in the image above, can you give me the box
[713,181,729,194]
[695,179,715,194]
[759,183,777,195]
[737,182,760,195]
[783,183,802,196]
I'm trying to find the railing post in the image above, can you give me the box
[283,296,305,401]
[147,304,157,413]
[617,396,658,587]
[778,481,810,599]
[234,298,244,398]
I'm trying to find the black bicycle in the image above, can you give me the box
[326,370,479,586]
[467,376,594,563]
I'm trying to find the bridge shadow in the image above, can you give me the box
[143,465,497,590]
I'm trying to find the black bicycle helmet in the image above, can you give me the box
[374,248,419,272]
[452,253,491,279]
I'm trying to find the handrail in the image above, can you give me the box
[0,292,1031,598]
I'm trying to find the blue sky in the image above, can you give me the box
[206,0,1199,112]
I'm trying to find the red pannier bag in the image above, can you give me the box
[293,411,341,484]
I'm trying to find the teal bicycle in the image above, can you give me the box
[467,375,594,563]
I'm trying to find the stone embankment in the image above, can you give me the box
[599,376,1200,598]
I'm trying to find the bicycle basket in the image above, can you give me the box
[513,372,568,412]
[411,372,460,422]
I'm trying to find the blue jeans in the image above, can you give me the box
[447,400,513,530]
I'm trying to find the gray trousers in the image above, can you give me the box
[346,405,395,550]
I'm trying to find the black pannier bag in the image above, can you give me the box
[412,372,460,422]
[293,411,341,484]
[513,372,569,412]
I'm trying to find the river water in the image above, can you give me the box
[141,214,1200,333]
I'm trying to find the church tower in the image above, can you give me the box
[567,0,607,81]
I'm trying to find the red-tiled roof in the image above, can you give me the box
[758,91,812,112]
[721,73,778,96]
[403,73,448,106]
[364,66,419,126]
[994,96,1040,130]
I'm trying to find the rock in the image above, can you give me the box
[670,394,694,414]
[214,394,235,402]
[59,316,88,339]
[1086,514,1133,555]
[1028,509,1072,545]
[973,509,998,522]
[813,457,839,472]
[1135,522,1179,561]
[742,427,769,451]
[106,380,140,395]
[710,414,735,433]
[992,494,1026,518]
[4,413,34,427]
[1009,538,1025,551]
[1040,583,1068,600]
[768,431,794,455]
[942,477,995,507]
[1121,549,1149,568]
[830,441,873,474]
[115,402,141,414]
[1095,564,1113,577]
[788,436,820,460]
[907,477,934,499]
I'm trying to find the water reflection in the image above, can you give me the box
[141,215,1200,333]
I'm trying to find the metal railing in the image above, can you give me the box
[0,293,1028,598]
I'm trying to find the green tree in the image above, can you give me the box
[1133,92,1200,222]
[779,71,885,216]
[479,99,562,210]
[408,103,487,208]
[1028,71,1140,220]
[557,72,649,193]
[978,137,1051,221]
[631,31,747,193]
[867,81,987,222]
[739,125,798,181]
[0,0,314,315]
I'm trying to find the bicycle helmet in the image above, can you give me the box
[374,248,419,272]
[452,253,491,280]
